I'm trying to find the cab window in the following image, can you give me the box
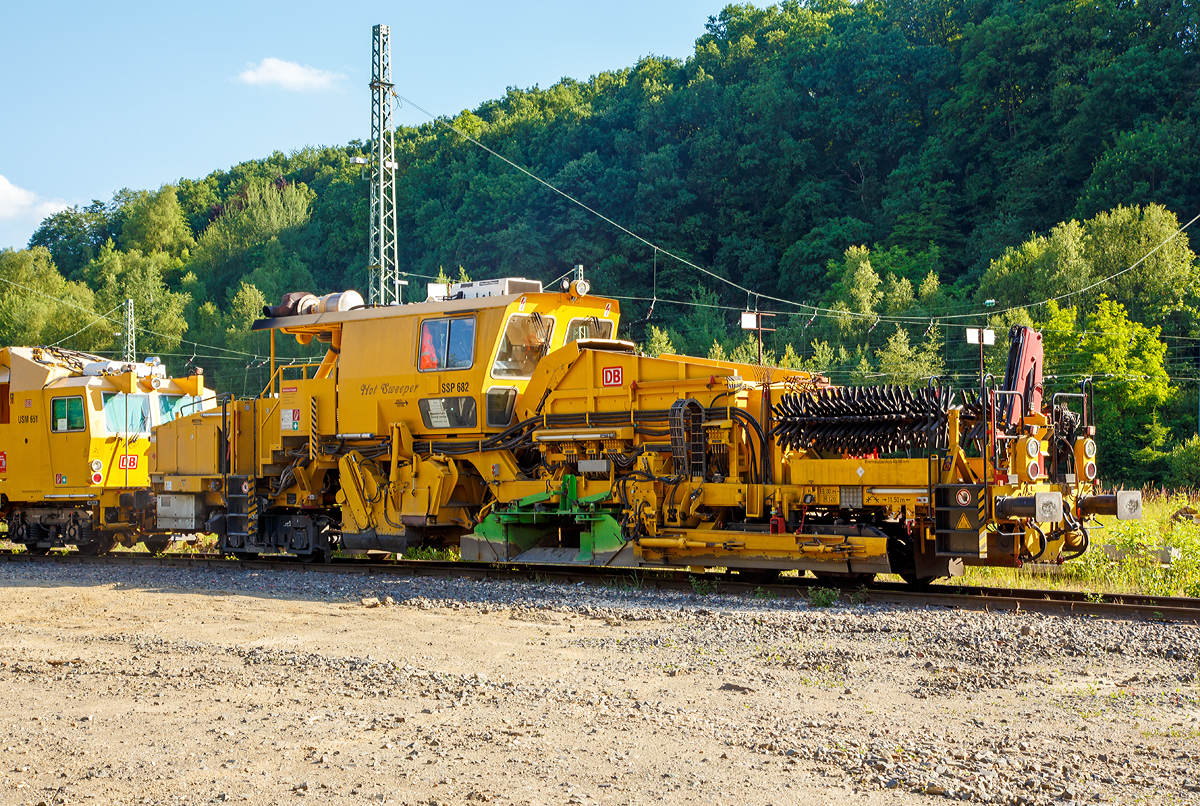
[418,317,475,371]
[565,316,613,344]
[158,394,201,422]
[102,393,151,436]
[485,387,517,428]
[51,396,86,432]
[418,397,477,430]
[491,313,555,379]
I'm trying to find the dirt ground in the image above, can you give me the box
[0,575,1196,806]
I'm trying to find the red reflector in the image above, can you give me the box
[1085,461,1097,480]
[91,472,103,484]
[1027,461,1040,479]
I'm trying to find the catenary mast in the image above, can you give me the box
[368,24,401,306]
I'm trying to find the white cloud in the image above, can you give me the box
[0,174,67,222]
[238,57,344,91]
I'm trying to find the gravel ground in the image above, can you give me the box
[1,560,1198,806]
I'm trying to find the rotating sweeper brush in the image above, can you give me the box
[770,384,956,454]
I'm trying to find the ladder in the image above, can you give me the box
[225,475,257,548]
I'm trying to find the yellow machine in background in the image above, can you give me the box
[0,346,213,554]
[149,277,1141,581]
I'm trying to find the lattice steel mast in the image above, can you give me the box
[367,24,401,306]
[122,298,135,362]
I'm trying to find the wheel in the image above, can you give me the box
[230,551,259,562]
[143,539,172,555]
[23,543,51,555]
[299,550,329,564]
[75,535,118,556]
[899,572,937,589]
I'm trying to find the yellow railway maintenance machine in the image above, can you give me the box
[150,280,1140,581]
[0,346,213,554]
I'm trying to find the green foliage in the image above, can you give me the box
[644,325,675,358]
[11,1,1200,476]
[807,587,839,608]
[90,241,190,355]
[966,492,1200,598]
[401,545,461,561]
[189,178,314,304]
[0,247,99,349]
[1160,436,1200,490]
[118,184,194,259]
[875,325,944,385]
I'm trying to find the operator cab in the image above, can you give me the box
[252,276,622,440]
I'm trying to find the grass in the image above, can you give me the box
[401,545,461,562]
[959,487,1200,598]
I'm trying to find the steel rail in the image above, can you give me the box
[1,549,1197,623]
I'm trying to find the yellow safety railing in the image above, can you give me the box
[259,363,327,399]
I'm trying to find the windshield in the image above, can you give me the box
[102,393,151,436]
[565,316,613,343]
[491,313,555,379]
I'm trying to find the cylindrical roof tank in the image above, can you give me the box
[317,290,365,313]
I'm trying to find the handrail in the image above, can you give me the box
[258,362,327,399]
[1050,391,1087,480]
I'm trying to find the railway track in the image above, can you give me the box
[2,547,1198,623]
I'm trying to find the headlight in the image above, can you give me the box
[570,279,591,297]
[90,459,103,472]
[1083,438,1097,459]
[1025,437,1040,458]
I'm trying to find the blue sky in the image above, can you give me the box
[0,0,720,250]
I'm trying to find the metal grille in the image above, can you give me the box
[838,485,863,509]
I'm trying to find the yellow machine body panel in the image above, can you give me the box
[0,346,214,551]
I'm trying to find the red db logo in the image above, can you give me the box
[118,455,138,470]
[602,367,623,387]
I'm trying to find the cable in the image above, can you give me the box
[393,91,1200,331]
[50,304,124,347]
[0,274,270,360]
[934,209,1200,322]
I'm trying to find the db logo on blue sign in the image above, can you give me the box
[602,367,623,387]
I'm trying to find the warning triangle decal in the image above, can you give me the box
[955,513,972,530]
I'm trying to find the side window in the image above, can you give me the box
[157,394,201,422]
[491,313,555,379]
[418,397,477,430]
[565,316,613,344]
[485,387,517,428]
[51,396,86,432]
[101,393,151,435]
[418,317,475,371]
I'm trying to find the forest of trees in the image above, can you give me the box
[2,0,1198,485]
